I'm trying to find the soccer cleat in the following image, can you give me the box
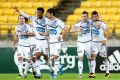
[105,73,110,78]
[17,74,22,79]
[22,74,27,78]
[89,73,96,78]
[34,74,42,79]
[59,65,63,75]
[50,74,57,79]
[33,71,36,76]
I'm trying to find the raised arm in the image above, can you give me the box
[13,6,31,19]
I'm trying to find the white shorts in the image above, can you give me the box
[92,42,107,57]
[17,45,31,59]
[77,41,91,59]
[34,39,48,55]
[50,42,62,56]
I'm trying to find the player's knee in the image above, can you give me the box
[50,56,54,62]
[78,52,84,58]
[35,52,41,59]
[17,53,22,61]
[32,56,36,62]
[53,55,59,60]
[43,54,48,61]
[78,57,83,61]
[26,59,31,63]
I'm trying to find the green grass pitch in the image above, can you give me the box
[0,73,119,80]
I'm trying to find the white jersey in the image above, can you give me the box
[30,16,49,40]
[28,24,36,45]
[20,11,49,40]
[48,18,66,43]
[74,20,91,42]
[16,24,31,46]
[91,20,108,42]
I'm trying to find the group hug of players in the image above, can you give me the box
[13,6,110,79]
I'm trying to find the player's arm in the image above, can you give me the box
[39,30,49,36]
[61,26,69,36]
[104,29,110,40]
[21,32,35,36]
[101,23,111,46]
[69,25,78,33]
[13,6,31,19]
[13,33,18,51]
[69,22,81,34]
[57,25,69,41]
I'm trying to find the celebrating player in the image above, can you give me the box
[89,11,110,78]
[45,8,68,79]
[13,15,31,78]
[69,11,92,78]
[14,6,53,79]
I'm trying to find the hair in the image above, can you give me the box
[82,11,88,16]
[18,15,28,23]
[47,8,55,16]
[37,7,44,13]
[91,11,98,16]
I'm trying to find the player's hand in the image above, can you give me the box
[58,35,62,41]
[79,27,83,32]
[13,46,16,52]
[21,32,27,35]
[101,40,107,46]
[39,32,43,36]
[13,6,19,12]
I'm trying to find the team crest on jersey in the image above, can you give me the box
[92,21,101,30]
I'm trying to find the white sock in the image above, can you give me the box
[90,60,96,73]
[104,60,109,73]
[88,60,92,73]
[18,61,23,76]
[32,61,36,72]
[24,62,30,75]
[78,61,83,75]
[47,59,53,72]
[54,60,61,75]
[35,60,41,75]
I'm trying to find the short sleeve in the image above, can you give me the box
[101,22,109,30]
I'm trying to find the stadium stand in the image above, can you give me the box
[0,0,62,35]
[66,0,120,38]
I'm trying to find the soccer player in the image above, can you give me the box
[14,7,53,79]
[13,15,31,78]
[45,8,68,79]
[89,11,110,78]
[69,11,92,78]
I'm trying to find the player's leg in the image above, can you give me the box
[23,46,31,78]
[89,42,99,78]
[33,42,42,78]
[17,46,24,78]
[99,46,110,78]
[30,45,37,75]
[85,42,92,76]
[50,43,63,78]
[34,51,42,78]
[42,40,54,73]
[77,42,84,78]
